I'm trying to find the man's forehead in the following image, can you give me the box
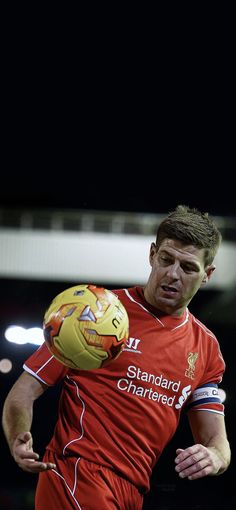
[158,238,205,262]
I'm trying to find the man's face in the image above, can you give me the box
[144,238,215,316]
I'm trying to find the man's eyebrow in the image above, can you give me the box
[159,249,200,268]
[159,249,171,254]
[158,249,173,256]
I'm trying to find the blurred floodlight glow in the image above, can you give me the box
[5,325,44,346]
[0,358,13,373]
[25,327,45,345]
[5,326,27,344]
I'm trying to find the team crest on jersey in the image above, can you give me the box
[185,352,198,379]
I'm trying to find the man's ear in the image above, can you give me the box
[149,242,156,266]
[201,264,216,285]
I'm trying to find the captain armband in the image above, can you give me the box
[185,383,225,415]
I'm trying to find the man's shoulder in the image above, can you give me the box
[111,286,141,307]
[188,310,217,340]
[111,286,137,296]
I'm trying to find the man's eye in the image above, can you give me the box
[182,265,196,273]
[160,256,170,263]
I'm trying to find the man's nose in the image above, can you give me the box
[166,262,180,279]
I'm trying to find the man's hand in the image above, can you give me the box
[12,431,56,473]
[175,445,225,480]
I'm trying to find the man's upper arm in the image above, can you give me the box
[8,371,48,402]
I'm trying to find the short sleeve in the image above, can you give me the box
[186,336,225,416]
[23,342,68,385]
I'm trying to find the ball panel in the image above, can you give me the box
[43,284,129,370]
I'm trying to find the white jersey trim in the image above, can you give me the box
[23,364,50,386]
[62,376,85,455]
[124,288,165,326]
[52,458,81,509]
[190,408,225,416]
[124,288,189,330]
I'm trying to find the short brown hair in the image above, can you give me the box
[155,205,222,267]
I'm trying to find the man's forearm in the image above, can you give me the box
[206,436,231,474]
[2,371,46,453]
[2,392,33,453]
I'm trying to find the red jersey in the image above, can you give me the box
[24,286,225,493]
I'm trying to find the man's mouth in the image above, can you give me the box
[161,285,178,294]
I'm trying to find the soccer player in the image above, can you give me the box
[2,205,231,510]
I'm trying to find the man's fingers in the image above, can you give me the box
[18,459,56,473]
[20,451,39,460]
